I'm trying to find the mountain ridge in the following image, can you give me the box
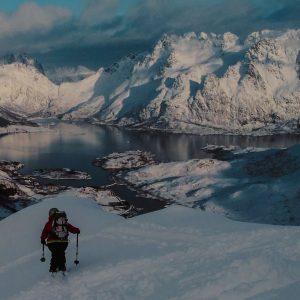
[0,29,300,135]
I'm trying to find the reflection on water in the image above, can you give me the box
[1,122,300,188]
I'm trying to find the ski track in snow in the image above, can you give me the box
[1,192,300,299]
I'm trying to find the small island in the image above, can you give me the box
[32,168,92,180]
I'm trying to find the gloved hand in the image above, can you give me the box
[41,239,46,245]
[77,229,80,234]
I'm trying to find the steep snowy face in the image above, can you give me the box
[60,29,300,134]
[61,32,243,124]
[60,54,142,120]
[49,70,102,117]
[135,32,240,79]
[0,62,58,116]
[190,30,300,131]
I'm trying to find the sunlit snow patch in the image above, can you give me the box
[93,150,155,171]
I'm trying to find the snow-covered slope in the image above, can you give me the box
[55,53,143,121]
[1,191,300,299]
[49,70,103,117]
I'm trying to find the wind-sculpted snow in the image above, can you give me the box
[1,30,300,134]
[121,144,300,225]
[1,193,300,299]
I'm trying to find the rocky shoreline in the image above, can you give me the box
[0,161,135,219]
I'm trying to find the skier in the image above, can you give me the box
[41,208,80,273]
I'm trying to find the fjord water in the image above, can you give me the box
[1,122,300,183]
[1,122,300,212]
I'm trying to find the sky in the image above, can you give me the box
[0,0,299,70]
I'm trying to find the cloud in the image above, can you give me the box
[120,0,300,40]
[1,0,300,68]
[0,1,126,55]
[81,0,120,25]
[0,2,71,37]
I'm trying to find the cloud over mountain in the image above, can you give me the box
[0,2,71,37]
[1,0,300,68]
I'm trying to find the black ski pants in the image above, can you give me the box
[47,242,68,272]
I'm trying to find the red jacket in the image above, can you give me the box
[41,216,80,244]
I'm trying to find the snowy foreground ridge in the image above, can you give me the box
[1,29,300,134]
[2,192,300,300]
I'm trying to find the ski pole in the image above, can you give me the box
[74,233,79,265]
[40,244,46,262]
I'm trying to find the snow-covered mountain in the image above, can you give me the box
[0,54,58,116]
[1,29,300,134]
[57,29,300,134]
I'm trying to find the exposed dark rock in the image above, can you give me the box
[0,53,45,74]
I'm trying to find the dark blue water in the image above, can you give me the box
[1,122,300,212]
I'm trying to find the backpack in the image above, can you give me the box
[52,211,69,240]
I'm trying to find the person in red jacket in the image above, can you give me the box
[41,207,80,273]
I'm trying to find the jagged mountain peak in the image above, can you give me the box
[139,31,243,77]
[104,52,142,74]
[245,38,283,63]
[0,53,45,74]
